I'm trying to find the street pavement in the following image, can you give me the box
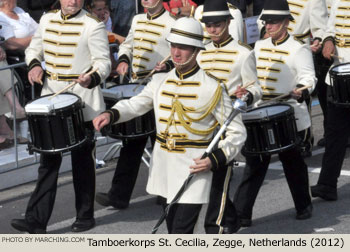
[0,102,349,234]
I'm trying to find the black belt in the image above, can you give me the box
[46,71,80,81]
[156,134,211,151]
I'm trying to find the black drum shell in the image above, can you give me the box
[329,63,350,107]
[26,93,86,154]
[103,84,155,139]
[242,103,298,156]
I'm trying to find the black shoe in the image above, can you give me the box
[317,138,325,147]
[71,218,95,232]
[311,184,338,201]
[222,223,241,234]
[239,218,252,227]
[296,204,313,220]
[95,192,129,209]
[11,219,46,234]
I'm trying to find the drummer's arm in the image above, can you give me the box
[293,44,317,102]
[210,88,247,172]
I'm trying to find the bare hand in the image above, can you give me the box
[116,62,129,76]
[93,112,111,132]
[234,85,248,98]
[322,40,335,60]
[0,47,6,61]
[154,61,167,72]
[75,72,92,88]
[189,157,212,174]
[311,40,322,53]
[290,88,302,100]
[28,66,44,86]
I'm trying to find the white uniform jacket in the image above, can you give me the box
[323,0,350,84]
[254,35,316,131]
[118,8,176,80]
[197,36,262,104]
[111,65,247,204]
[25,9,111,121]
[287,0,328,43]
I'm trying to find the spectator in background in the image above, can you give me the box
[0,46,26,150]
[163,0,197,17]
[110,0,136,37]
[0,0,38,51]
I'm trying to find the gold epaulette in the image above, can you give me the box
[238,40,253,50]
[293,36,305,44]
[86,13,101,23]
[46,9,59,14]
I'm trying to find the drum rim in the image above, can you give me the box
[243,142,296,156]
[26,93,83,113]
[243,102,294,121]
[28,137,87,154]
[330,62,350,75]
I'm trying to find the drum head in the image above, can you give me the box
[25,93,80,114]
[330,63,350,75]
[102,84,144,100]
[242,104,292,121]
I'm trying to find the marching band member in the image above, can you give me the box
[194,1,244,43]
[95,0,176,210]
[93,16,247,233]
[197,0,261,234]
[11,0,111,233]
[233,0,316,227]
[311,0,350,201]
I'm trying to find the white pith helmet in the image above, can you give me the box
[166,17,205,49]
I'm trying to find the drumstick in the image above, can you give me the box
[330,54,344,60]
[259,85,313,106]
[133,54,171,92]
[49,68,98,99]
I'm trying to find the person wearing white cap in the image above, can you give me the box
[95,0,176,211]
[93,16,247,233]
[197,0,261,234]
[233,0,316,227]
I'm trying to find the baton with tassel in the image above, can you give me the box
[151,93,248,234]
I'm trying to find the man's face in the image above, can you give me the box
[205,20,228,43]
[141,0,161,9]
[171,43,196,68]
[265,18,288,40]
[60,0,84,15]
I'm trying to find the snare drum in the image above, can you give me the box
[242,104,297,155]
[102,84,155,139]
[329,63,350,107]
[25,93,86,154]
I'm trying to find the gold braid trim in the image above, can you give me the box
[171,83,222,135]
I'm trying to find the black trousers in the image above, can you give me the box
[234,146,311,220]
[107,134,155,206]
[317,103,350,188]
[25,123,96,229]
[204,163,240,234]
[161,199,202,234]
[314,51,333,136]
